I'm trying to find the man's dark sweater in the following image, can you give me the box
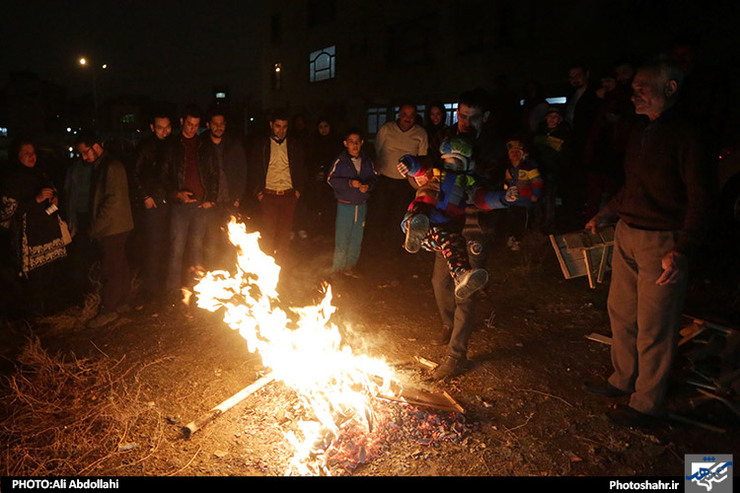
[604,108,710,255]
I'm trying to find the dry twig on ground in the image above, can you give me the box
[0,337,159,476]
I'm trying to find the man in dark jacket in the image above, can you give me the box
[75,135,134,328]
[162,105,219,302]
[428,89,508,380]
[585,59,710,428]
[247,110,306,265]
[131,112,172,302]
[203,108,247,269]
[563,63,599,220]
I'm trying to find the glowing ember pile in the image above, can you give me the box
[193,219,401,475]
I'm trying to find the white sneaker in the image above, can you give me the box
[404,214,429,253]
[453,268,489,300]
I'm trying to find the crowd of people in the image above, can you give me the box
[0,49,718,430]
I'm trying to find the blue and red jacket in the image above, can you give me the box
[327,150,378,205]
[401,155,512,226]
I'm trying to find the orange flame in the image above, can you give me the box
[193,219,400,475]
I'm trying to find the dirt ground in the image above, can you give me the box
[1,224,738,478]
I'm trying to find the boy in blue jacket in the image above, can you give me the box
[327,130,378,276]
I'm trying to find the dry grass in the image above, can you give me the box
[0,337,163,476]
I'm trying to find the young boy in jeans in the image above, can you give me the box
[326,130,377,277]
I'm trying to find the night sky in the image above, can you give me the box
[2,0,263,107]
[4,0,740,129]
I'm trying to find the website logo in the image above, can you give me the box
[685,455,733,493]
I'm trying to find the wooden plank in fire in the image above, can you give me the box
[182,372,276,438]
[378,385,465,414]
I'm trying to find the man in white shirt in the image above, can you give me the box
[247,110,306,264]
[368,104,428,254]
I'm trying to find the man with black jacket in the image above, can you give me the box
[203,108,247,269]
[131,112,172,302]
[162,105,219,303]
[247,110,306,265]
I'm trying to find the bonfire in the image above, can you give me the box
[193,219,401,475]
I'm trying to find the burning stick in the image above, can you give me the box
[182,373,275,438]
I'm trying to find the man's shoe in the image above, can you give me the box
[432,356,464,380]
[606,404,664,429]
[433,325,452,346]
[404,214,429,253]
[87,311,119,329]
[453,268,488,300]
[584,381,631,398]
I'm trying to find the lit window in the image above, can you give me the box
[444,103,459,126]
[309,45,336,82]
[216,92,227,100]
[0,127,8,137]
[121,114,135,124]
[366,107,388,134]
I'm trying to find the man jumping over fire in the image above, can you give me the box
[397,135,518,300]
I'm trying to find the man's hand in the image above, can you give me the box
[176,190,196,203]
[359,184,370,193]
[656,250,684,285]
[199,201,214,209]
[350,179,361,188]
[414,175,429,187]
[585,215,601,234]
[397,162,410,176]
[144,197,157,209]
[505,186,519,202]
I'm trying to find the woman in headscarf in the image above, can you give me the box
[1,139,67,317]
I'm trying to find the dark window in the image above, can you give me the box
[308,0,336,27]
[271,14,282,45]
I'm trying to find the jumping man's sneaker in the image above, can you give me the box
[404,214,430,253]
[453,268,489,300]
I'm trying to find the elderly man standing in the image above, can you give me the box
[585,59,710,428]
[368,103,428,255]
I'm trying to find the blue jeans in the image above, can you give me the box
[332,202,367,272]
[167,203,210,293]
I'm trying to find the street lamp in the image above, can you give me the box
[78,57,108,130]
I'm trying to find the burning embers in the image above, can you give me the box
[192,219,402,475]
